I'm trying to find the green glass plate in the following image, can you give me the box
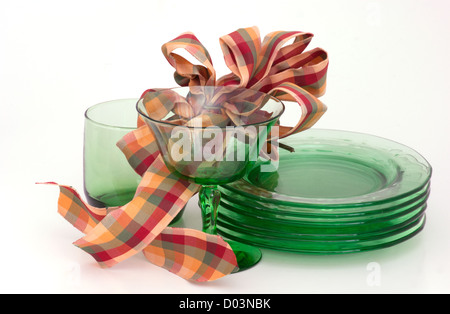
[217,129,432,253]
[220,182,430,221]
[218,215,426,254]
[218,188,429,232]
[220,129,432,207]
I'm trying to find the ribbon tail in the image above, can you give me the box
[71,155,198,268]
[43,180,238,281]
[143,227,238,282]
[53,183,109,234]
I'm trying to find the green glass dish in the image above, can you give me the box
[218,215,426,254]
[220,182,430,222]
[219,196,427,238]
[216,129,432,254]
[219,188,429,233]
[220,129,432,207]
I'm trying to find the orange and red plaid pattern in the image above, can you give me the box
[46,159,237,281]
[122,26,328,175]
[52,26,329,282]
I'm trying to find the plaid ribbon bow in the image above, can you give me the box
[49,26,328,281]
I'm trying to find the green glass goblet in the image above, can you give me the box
[136,86,285,271]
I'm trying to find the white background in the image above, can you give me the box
[1,0,449,294]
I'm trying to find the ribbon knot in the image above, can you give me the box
[50,26,329,281]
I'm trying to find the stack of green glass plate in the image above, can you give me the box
[217,129,432,254]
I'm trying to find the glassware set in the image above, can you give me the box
[84,89,432,271]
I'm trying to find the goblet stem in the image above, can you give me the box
[198,185,220,234]
[198,185,262,272]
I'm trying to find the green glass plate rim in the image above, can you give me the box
[217,215,426,254]
[220,180,431,209]
[218,191,428,229]
[218,202,427,240]
[219,182,430,219]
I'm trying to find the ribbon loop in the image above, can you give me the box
[162,32,216,86]
[269,82,327,138]
[248,30,314,87]
[219,26,262,87]
[159,26,328,138]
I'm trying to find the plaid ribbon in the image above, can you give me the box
[50,26,328,281]
[42,156,237,281]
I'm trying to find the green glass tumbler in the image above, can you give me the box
[83,99,142,207]
[84,99,185,222]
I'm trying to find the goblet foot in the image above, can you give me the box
[228,240,262,272]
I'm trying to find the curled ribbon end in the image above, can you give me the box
[72,239,118,269]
